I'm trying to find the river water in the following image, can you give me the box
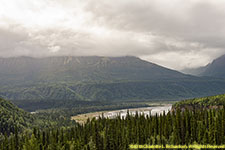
[98,105,172,119]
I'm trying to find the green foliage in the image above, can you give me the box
[0,56,187,84]
[3,78,225,111]
[0,98,34,134]
[0,97,152,135]
[1,107,225,150]
[174,93,225,109]
[35,101,150,121]
[0,98,76,135]
[1,56,225,112]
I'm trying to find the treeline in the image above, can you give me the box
[0,98,35,134]
[1,97,150,136]
[0,98,76,136]
[1,107,225,150]
[3,78,225,111]
[35,101,150,119]
[13,99,150,112]
[174,93,225,109]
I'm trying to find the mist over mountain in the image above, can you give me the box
[200,54,225,78]
[181,66,207,76]
[183,54,225,78]
[1,56,225,111]
[0,56,187,85]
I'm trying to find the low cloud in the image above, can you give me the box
[1,0,225,70]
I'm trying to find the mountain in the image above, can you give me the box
[0,56,187,85]
[200,54,225,78]
[0,98,34,134]
[1,56,225,111]
[182,54,225,78]
[181,66,206,76]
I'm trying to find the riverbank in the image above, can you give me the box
[71,104,172,124]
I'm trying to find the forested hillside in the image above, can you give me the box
[184,54,225,78]
[0,98,34,134]
[200,54,225,78]
[1,107,224,150]
[0,98,77,135]
[1,56,225,111]
[173,93,225,110]
[1,0,225,149]
[3,78,225,111]
[1,93,225,149]
[0,56,187,84]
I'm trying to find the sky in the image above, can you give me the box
[1,0,225,70]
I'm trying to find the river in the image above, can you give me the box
[72,104,172,124]
[99,105,172,119]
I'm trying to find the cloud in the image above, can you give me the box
[0,0,225,70]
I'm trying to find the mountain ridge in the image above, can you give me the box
[1,56,225,111]
[173,93,225,110]
[0,56,189,84]
[182,54,225,78]
[200,54,225,77]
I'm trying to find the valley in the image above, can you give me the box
[0,56,225,150]
[1,94,224,149]
[1,1,225,149]
[0,56,225,112]
[71,104,172,124]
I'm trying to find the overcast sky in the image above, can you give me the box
[1,0,225,70]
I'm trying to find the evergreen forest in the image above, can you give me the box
[1,106,225,150]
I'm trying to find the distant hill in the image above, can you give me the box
[1,56,225,111]
[0,98,34,134]
[173,93,225,110]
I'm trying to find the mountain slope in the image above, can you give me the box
[173,93,225,110]
[0,56,188,85]
[200,54,225,78]
[183,54,225,77]
[0,98,34,134]
[181,66,206,76]
[1,56,225,111]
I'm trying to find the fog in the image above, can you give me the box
[1,0,225,70]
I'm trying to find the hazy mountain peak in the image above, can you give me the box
[1,56,225,105]
[0,56,187,85]
[200,54,225,78]
[181,54,225,78]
